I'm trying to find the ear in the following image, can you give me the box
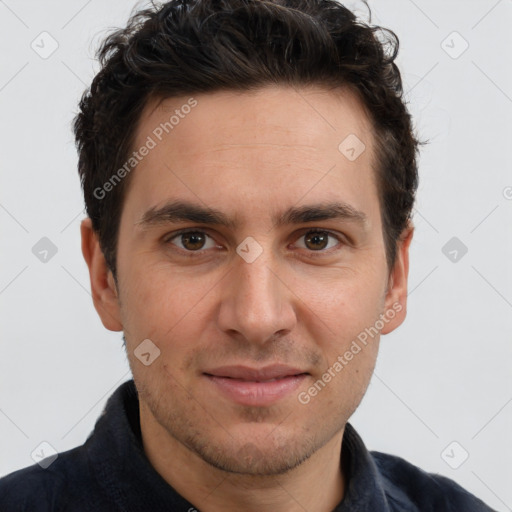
[381,223,414,335]
[80,218,123,331]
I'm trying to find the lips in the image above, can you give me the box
[203,364,307,381]
[203,365,309,406]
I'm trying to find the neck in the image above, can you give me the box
[140,405,346,512]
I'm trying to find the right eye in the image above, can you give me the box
[165,229,219,253]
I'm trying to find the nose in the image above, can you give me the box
[216,246,297,345]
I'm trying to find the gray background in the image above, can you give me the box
[0,0,511,510]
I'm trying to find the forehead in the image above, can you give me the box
[137,85,373,157]
[124,85,378,225]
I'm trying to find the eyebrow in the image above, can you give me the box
[136,200,368,231]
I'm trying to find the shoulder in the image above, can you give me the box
[0,445,106,511]
[0,463,62,511]
[370,450,496,511]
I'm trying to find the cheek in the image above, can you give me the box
[120,266,216,392]
[119,261,223,345]
[293,268,385,336]
[294,269,385,399]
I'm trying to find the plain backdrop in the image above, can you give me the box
[0,0,511,510]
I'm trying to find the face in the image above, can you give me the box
[83,85,411,476]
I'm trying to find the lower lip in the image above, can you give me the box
[204,374,308,406]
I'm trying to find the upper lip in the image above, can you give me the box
[204,365,308,381]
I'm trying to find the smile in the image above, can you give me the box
[203,365,309,406]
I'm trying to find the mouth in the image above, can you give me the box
[202,365,309,406]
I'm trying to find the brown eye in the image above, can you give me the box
[305,231,329,250]
[168,230,216,251]
[181,232,205,250]
[295,230,341,252]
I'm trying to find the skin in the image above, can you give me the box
[81,84,413,512]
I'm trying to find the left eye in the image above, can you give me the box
[295,230,341,251]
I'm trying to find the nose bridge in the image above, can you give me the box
[238,252,277,309]
[217,241,296,343]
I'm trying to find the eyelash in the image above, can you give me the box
[163,228,345,258]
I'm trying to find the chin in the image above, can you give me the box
[188,435,316,476]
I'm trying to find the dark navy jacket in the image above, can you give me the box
[0,380,496,511]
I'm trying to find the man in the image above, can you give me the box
[0,0,495,510]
